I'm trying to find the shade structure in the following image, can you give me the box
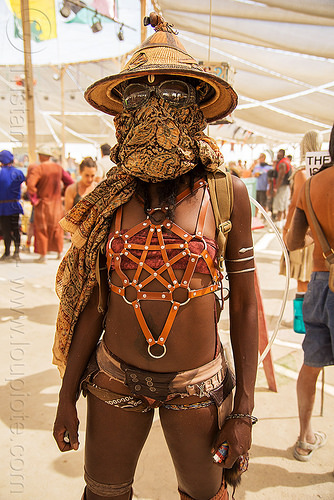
[0,0,333,148]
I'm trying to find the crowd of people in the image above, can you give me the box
[0,142,309,264]
[227,149,294,230]
[0,143,113,263]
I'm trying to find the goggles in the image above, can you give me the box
[122,80,197,110]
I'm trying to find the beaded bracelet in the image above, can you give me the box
[225,413,258,425]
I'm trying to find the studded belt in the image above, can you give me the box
[96,341,233,402]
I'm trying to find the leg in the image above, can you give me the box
[276,210,283,221]
[10,214,21,257]
[294,276,332,459]
[295,363,323,457]
[160,395,232,499]
[293,363,326,461]
[84,392,154,500]
[1,215,12,256]
[33,205,48,258]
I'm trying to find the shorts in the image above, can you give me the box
[272,185,290,214]
[302,272,334,367]
[81,341,235,426]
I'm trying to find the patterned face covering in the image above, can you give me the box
[111,96,221,182]
[53,94,225,376]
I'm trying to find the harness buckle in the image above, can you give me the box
[218,220,232,235]
[196,382,206,398]
[323,248,334,260]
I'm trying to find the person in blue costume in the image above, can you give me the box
[0,150,25,261]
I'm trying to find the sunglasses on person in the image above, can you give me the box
[122,79,197,110]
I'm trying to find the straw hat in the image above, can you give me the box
[85,13,237,123]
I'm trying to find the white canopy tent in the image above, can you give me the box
[157,0,334,144]
[0,0,333,151]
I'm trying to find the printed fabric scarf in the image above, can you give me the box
[53,97,225,376]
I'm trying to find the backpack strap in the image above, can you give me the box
[207,169,233,270]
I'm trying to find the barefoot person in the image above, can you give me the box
[53,14,258,500]
[65,157,97,213]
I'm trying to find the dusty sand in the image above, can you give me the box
[0,228,333,499]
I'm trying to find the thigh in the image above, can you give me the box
[10,214,20,236]
[159,394,232,499]
[85,391,154,485]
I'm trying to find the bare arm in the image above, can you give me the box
[286,207,309,251]
[214,176,258,468]
[275,162,286,190]
[53,264,108,452]
[283,170,306,234]
[61,168,75,188]
[64,184,76,213]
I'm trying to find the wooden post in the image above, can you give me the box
[20,0,36,163]
[140,0,146,43]
[254,268,278,392]
[60,65,66,168]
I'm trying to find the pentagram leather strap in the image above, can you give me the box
[107,179,220,358]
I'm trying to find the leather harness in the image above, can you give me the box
[106,179,221,359]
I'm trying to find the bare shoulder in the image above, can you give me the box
[67,182,76,193]
[229,175,252,230]
[231,174,251,207]
[293,168,307,191]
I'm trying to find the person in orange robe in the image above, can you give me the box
[27,146,73,263]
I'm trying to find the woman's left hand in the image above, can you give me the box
[211,418,252,469]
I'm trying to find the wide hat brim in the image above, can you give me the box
[84,31,238,123]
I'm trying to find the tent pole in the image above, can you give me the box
[140,0,146,43]
[20,0,36,163]
[60,65,66,168]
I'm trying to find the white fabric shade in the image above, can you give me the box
[0,0,333,147]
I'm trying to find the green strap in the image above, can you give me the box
[207,170,233,269]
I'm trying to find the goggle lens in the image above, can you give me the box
[123,84,150,109]
[159,81,190,106]
[123,80,195,109]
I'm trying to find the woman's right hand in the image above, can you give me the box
[53,398,80,452]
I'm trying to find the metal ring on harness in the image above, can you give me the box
[148,343,167,359]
